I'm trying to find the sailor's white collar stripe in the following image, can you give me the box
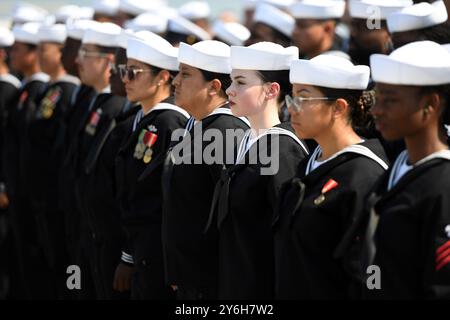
[388,149,450,190]
[0,74,21,89]
[235,127,309,165]
[206,107,251,127]
[306,143,389,175]
[27,72,50,84]
[133,103,190,132]
[55,74,81,86]
[151,102,190,119]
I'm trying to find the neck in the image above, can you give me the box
[247,102,280,134]
[315,124,361,160]
[195,97,227,120]
[404,125,448,164]
[48,66,66,82]
[307,37,333,59]
[0,63,9,75]
[23,64,41,79]
[140,87,171,115]
[93,78,110,94]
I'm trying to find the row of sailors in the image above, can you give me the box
[0,1,449,300]
[6,0,450,61]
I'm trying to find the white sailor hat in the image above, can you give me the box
[443,43,450,53]
[178,40,231,74]
[387,1,448,33]
[231,41,298,71]
[0,27,15,47]
[242,0,258,10]
[118,0,162,16]
[261,0,296,10]
[66,19,97,40]
[37,24,67,44]
[79,7,95,20]
[168,15,211,41]
[117,28,145,49]
[12,4,48,24]
[212,21,250,46]
[124,12,168,34]
[179,1,211,21]
[92,0,120,17]
[253,4,295,38]
[371,40,450,85]
[12,5,48,24]
[322,50,352,61]
[290,54,370,89]
[55,5,82,23]
[82,22,122,47]
[12,22,42,45]
[290,0,346,20]
[127,31,179,71]
[349,0,413,20]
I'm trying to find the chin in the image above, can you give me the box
[380,131,403,142]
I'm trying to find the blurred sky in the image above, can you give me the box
[0,0,245,27]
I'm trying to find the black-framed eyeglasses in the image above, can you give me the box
[118,64,153,81]
[285,95,336,113]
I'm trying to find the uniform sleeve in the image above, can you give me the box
[422,194,450,299]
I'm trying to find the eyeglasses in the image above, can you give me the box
[285,95,336,112]
[77,48,110,61]
[118,65,153,81]
[109,62,118,75]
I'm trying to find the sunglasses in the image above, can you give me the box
[77,48,110,61]
[118,65,153,81]
[285,95,336,113]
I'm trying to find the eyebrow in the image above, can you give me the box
[232,75,246,80]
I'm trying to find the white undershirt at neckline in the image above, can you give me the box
[309,140,365,172]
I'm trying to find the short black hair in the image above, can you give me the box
[256,70,291,105]
[198,69,231,98]
[138,61,177,94]
[420,84,450,137]
[418,21,450,44]
[96,44,117,54]
[25,43,37,51]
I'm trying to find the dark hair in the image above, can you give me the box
[419,84,450,137]
[246,22,291,47]
[25,43,37,51]
[257,70,291,105]
[96,44,117,54]
[418,21,450,44]
[0,46,11,66]
[198,69,231,98]
[315,86,375,131]
[166,32,201,47]
[146,64,177,94]
[270,28,291,48]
